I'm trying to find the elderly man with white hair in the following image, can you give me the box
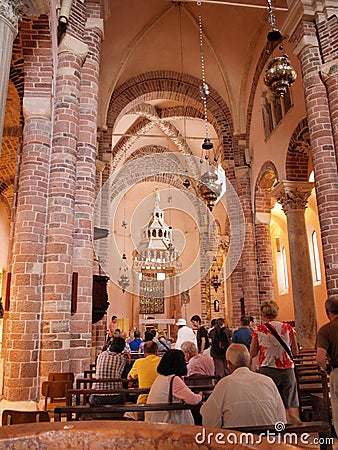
[200,343,286,428]
[181,341,214,376]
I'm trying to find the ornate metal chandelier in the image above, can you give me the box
[263,0,296,97]
[117,192,130,293]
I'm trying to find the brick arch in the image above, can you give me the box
[286,118,311,181]
[106,71,234,161]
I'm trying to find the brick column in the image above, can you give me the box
[293,22,338,296]
[41,34,88,377]
[71,17,104,374]
[3,96,52,402]
[255,213,274,302]
[321,61,338,161]
[0,0,18,151]
[271,181,316,348]
[234,166,260,323]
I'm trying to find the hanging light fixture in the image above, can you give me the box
[197,3,222,211]
[117,183,130,293]
[263,0,296,97]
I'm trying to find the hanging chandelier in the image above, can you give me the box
[117,192,130,293]
[263,0,296,97]
[196,4,222,211]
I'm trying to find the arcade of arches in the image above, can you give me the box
[0,0,337,408]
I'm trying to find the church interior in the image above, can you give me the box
[0,0,337,423]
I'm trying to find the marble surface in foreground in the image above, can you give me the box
[0,420,300,449]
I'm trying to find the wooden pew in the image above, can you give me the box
[75,378,135,389]
[54,402,199,422]
[294,364,330,421]
[231,421,333,450]
[66,387,150,406]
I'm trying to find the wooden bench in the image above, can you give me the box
[231,421,333,450]
[66,387,150,406]
[295,364,330,421]
[54,402,198,422]
[75,377,135,389]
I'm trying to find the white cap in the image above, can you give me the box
[176,318,187,326]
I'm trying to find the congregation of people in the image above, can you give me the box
[93,296,338,435]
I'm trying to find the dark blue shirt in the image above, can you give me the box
[129,338,142,352]
[231,327,252,350]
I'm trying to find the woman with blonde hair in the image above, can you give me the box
[250,300,300,423]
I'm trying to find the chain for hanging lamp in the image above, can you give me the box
[197,2,222,211]
[117,166,130,293]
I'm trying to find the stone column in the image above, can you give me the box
[271,181,316,348]
[0,0,19,152]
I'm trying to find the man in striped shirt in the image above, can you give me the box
[89,337,128,405]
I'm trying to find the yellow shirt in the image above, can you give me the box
[129,354,161,404]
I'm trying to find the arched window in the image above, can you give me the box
[275,236,289,294]
[312,231,322,282]
[262,89,293,139]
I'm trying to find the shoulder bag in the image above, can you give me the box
[264,322,293,361]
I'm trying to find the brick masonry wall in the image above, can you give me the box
[292,20,338,296]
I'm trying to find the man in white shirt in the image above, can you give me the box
[175,318,197,350]
[200,343,286,428]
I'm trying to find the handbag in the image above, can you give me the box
[264,322,293,361]
[166,375,194,425]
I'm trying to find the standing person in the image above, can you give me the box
[316,295,338,436]
[174,318,197,350]
[231,316,252,350]
[145,349,203,425]
[108,315,118,341]
[190,315,209,353]
[250,300,300,423]
[200,344,286,428]
[89,337,128,406]
[208,318,230,378]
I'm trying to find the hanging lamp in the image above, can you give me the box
[263,0,296,97]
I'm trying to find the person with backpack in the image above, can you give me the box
[208,318,231,378]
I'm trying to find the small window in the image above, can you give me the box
[312,231,322,282]
[275,239,289,294]
[262,89,293,139]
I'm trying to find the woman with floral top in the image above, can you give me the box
[250,300,300,423]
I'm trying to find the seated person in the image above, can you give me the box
[181,341,214,376]
[129,330,143,352]
[200,343,286,428]
[145,349,203,425]
[127,341,161,404]
[89,337,128,406]
[157,332,171,352]
[138,330,154,353]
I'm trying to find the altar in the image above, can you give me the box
[139,318,176,339]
